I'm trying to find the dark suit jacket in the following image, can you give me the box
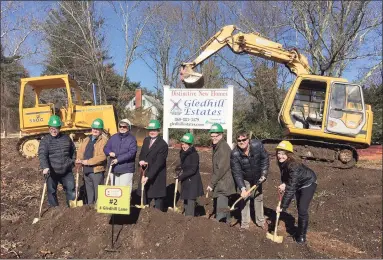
[138,136,168,198]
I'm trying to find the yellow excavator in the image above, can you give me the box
[180,25,373,168]
[18,74,118,158]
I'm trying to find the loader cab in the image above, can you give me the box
[279,75,369,145]
[19,74,82,132]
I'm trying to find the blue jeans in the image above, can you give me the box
[47,173,75,207]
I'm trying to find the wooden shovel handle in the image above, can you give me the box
[273,192,284,239]
[75,169,80,201]
[231,184,258,209]
[173,179,178,208]
[105,164,113,185]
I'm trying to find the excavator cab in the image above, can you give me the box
[279,75,371,147]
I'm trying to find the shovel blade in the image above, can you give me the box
[32,218,39,224]
[266,232,283,243]
[168,207,181,213]
[69,200,77,208]
[69,199,83,208]
[135,204,148,209]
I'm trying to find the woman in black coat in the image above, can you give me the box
[176,133,204,216]
[275,141,317,245]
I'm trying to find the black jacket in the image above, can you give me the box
[138,136,168,198]
[178,146,204,200]
[230,140,269,189]
[279,161,317,210]
[38,133,76,175]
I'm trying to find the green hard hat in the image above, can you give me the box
[146,119,161,130]
[91,118,104,129]
[48,115,62,127]
[180,133,194,144]
[209,123,224,133]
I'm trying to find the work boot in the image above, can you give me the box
[295,218,309,244]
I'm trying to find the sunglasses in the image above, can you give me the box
[237,138,248,143]
[119,125,128,129]
[210,134,220,138]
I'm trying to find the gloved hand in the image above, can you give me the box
[206,186,213,192]
[111,159,118,165]
[256,176,266,185]
[42,168,50,180]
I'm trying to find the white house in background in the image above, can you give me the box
[125,88,162,120]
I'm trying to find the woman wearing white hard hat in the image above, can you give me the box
[104,118,137,189]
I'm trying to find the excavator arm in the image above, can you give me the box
[180,25,312,88]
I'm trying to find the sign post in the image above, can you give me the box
[163,85,234,148]
[97,185,131,251]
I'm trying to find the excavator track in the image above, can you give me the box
[16,129,95,159]
[262,138,358,169]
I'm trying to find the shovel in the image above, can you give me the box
[69,164,83,208]
[227,184,258,212]
[168,178,181,213]
[135,165,149,209]
[266,192,284,243]
[105,164,113,185]
[32,172,49,224]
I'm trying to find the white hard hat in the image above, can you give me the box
[119,119,132,129]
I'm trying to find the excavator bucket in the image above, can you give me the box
[180,66,204,88]
[183,73,204,88]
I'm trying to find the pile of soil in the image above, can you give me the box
[1,138,382,258]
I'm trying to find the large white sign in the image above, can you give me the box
[163,85,234,147]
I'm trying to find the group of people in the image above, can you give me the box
[38,115,317,245]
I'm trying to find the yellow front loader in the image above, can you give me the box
[180,25,373,168]
[18,74,118,158]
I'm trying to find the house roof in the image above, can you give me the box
[144,95,163,110]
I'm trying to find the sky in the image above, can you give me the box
[17,1,158,90]
[8,1,381,91]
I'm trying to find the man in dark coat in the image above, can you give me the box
[138,119,168,212]
[230,130,269,230]
[38,115,76,207]
[176,133,204,216]
[206,123,236,223]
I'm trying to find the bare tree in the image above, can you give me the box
[109,1,158,91]
[285,0,382,77]
[43,2,110,102]
[138,2,188,91]
[0,1,43,62]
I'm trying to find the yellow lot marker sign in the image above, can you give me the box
[97,185,131,215]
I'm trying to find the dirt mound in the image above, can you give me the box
[1,138,382,259]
